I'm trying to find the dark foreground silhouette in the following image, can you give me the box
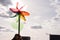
[12,34,23,40]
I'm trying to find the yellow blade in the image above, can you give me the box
[20,14,26,21]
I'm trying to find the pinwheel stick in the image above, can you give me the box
[18,14,20,34]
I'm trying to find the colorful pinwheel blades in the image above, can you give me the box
[20,11,30,21]
[9,2,30,21]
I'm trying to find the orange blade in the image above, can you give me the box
[20,11,30,16]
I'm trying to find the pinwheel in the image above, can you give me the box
[9,2,30,34]
[10,2,30,21]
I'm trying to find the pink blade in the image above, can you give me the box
[10,8,18,13]
[16,2,18,9]
[20,6,24,10]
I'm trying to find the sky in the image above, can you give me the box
[0,0,60,40]
[0,0,60,33]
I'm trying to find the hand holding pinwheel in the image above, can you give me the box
[9,2,30,34]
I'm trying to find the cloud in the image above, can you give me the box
[0,0,12,6]
[0,26,5,29]
[0,7,11,18]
